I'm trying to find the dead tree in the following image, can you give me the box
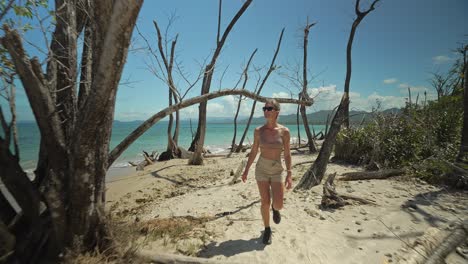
[343,0,380,128]
[230,49,257,153]
[189,0,252,165]
[295,0,381,189]
[300,20,317,153]
[236,28,285,153]
[457,45,468,164]
[295,93,349,189]
[153,20,180,161]
[0,0,143,261]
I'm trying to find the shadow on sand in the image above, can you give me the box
[199,233,267,257]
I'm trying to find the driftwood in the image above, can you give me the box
[138,251,243,264]
[321,173,346,208]
[230,159,247,184]
[321,173,376,209]
[128,151,158,171]
[397,220,468,264]
[339,169,405,181]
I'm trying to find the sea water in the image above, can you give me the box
[13,120,325,172]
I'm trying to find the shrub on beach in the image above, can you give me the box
[334,94,463,173]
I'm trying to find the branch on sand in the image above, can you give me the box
[339,169,405,181]
[321,173,375,209]
[396,219,468,264]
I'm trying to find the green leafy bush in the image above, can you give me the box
[335,95,463,170]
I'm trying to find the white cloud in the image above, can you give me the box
[432,55,452,64]
[383,78,398,84]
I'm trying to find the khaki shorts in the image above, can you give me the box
[255,156,285,183]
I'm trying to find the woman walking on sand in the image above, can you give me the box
[241,98,293,245]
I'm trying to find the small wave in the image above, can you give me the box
[111,161,135,168]
[205,145,230,154]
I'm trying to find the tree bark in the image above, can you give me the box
[1,0,143,257]
[295,93,349,190]
[339,169,405,181]
[457,46,468,164]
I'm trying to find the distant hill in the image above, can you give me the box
[241,108,402,125]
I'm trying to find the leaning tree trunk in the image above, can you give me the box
[300,21,317,153]
[0,1,143,260]
[189,0,252,162]
[457,46,468,164]
[236,28,285,152]
[107,89,313,166]
[295,93,349,190]
[343,0,380,128]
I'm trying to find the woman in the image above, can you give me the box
[241,98,293,245]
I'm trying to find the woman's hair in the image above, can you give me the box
[265,98,280,111]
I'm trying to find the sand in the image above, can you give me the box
[105,150,468,264]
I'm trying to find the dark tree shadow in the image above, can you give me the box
[199,232,266,257]
[401,190,449,227]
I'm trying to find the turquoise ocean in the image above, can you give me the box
[16,120,325,173]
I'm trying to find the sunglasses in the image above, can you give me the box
[262,106,275,112]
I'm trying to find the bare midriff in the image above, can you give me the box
[259,146,283,161]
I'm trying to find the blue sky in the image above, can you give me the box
[6,0,468,121]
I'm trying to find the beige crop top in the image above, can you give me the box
[259,129,283,149]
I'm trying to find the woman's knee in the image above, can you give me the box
[273,200,283,210]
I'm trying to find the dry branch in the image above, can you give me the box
[397,220,468,264]
[138,251,243,264]
[339,169,405,181]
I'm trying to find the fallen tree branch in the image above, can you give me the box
[396,220,468,264]
[341,194,377,205]
[138,251,243,264]
[339,169,405,181]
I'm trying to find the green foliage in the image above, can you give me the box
[335,94,463,170]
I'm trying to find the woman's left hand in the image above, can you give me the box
[285,175,292,190]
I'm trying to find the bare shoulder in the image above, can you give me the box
[278,124,290,135]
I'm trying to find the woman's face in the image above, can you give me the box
[263,103,278,119]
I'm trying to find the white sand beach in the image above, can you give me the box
[105,150,468,264]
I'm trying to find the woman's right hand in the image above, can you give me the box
[241,172,248,183]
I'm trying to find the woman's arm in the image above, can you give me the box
[242,127,260,182]
[282,127,293,189]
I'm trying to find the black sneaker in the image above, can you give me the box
[272,205,281,224]
[262,227,272,245]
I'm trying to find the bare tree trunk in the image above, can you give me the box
[236,29,285,153]
[189,0,252,164]
[457,46,468,164]
[153,20,180,161]
[296,103,301,147]
[231,49,257,153]
[0,0,143,259]
[295,93,349,190]
[343,0,380,128]
[300,21,317,153]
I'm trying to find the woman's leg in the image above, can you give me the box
[271,182,284,211]
[257,181,271,227]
